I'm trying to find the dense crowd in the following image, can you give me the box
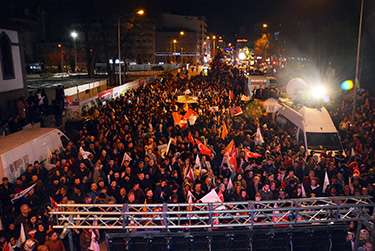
[0,57,374,250]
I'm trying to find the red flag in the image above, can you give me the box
[220,122,228,140]
[223,140,235,156]
[50,196,58,209]
[172,112,188,128]
[230,106,243,116]
[195,139,213,157]
[229,90,234,101]
[244,148,262,160]
[185,167,195,182]
[187,132,195,145]
[222,140,238,172]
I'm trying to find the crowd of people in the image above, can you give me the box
[0,56,374,250]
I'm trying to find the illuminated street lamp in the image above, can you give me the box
[70,31,78,72]
[262,23,268,28]
[136,9,145,16]
[179,31,185,36]
[117,9,145,85]
[57,43,64,72]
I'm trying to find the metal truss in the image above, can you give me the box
[50,196,374,230]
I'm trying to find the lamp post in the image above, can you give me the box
[117,9,145,85]
[70,31,78,72]
[353,0,365,120]
[179,31,185,64]
[172,39,178,63]
[57,43,64,72]
[212,35,216,58]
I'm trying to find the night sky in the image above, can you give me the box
[2,0,375,91]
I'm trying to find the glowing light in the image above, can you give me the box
[172,39,177,44]
[340,80,354,91]
[238,52,246,61]
[180,31,185,36]
[262,23,268,28]
[311,85,328,100]
[136,9,145,16]
[70,31,78,39]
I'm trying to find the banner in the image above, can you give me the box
[11,183,36,203]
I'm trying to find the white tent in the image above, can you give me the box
[263,98,282,113]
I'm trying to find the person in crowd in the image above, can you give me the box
[0,54,373,250]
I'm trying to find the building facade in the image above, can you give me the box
[155,14,207,64]
[0,28,26,119]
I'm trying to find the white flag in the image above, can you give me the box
[301,183,306,198]
[19,223,26,245]
[255,127,264,145]
[187,190,195,204]
[194,155,201,170]
[121,152,132,166]
[88,230,100,251]
[323,171,330,193]
[79,147,92,160]
[200,189,222,203]
[227,178,234,192]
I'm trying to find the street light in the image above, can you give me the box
[117,9,145,85]
[70,31,78,72]
[57,43,64,72]
[136,9,145,16]
[180,31,185,36]
[262,23,268,28]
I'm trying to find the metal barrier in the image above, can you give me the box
[50,196,373,230]
[50,196,374,251]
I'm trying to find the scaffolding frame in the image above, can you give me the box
[50,196,374,251]
[50,196,373,230]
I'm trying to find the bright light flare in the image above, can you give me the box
[238,52,246,61]
[340,80,354,91]
[70,31,78,39]
[311,85,328,100]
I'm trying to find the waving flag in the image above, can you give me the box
[121,152,132,166]
[220,122,228,140]
[230,106,243,116]
[227,178,234,192]
[172,112,188,128]
[229,90,234,101]
[195,139,213,157]
[222,140,238,173]
[244,148,262,160]
[322,170,330,193]
[187,132,195,145]
[254,127,264,145]
[183,108,199,125]
[79,147,92,159]
[223,140,236,155]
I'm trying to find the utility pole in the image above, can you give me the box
[117,18,122,86]
[353,0,365,119]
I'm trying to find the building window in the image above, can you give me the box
[0,32,15,80]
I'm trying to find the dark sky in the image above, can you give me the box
[3,0,375,91]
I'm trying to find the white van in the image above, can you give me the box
[0,128,68,181]
[275,102,343,154]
